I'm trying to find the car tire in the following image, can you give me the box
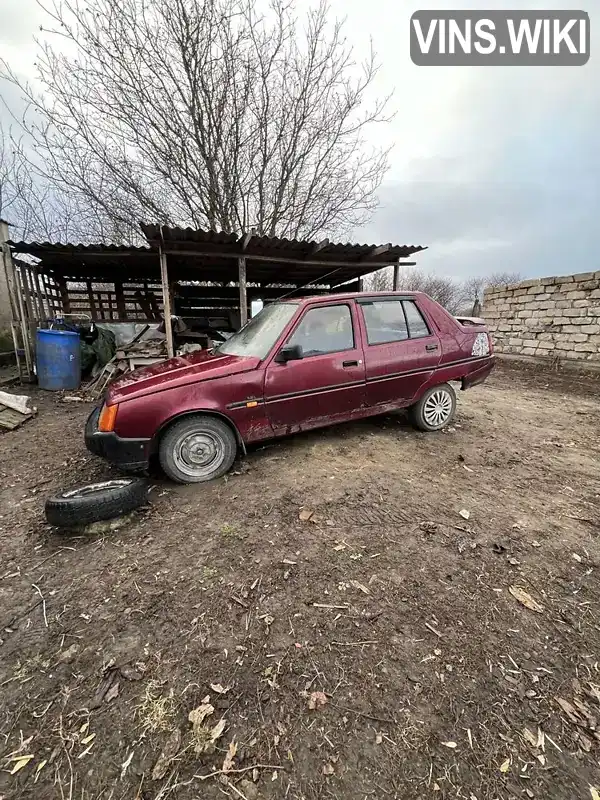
[45,478,149,528]
[159,415,238,484]
[410,383,457,432]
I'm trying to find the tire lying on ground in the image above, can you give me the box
[45,478,149,529]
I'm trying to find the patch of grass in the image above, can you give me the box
[137,681,176,734]
[219,522,247,541]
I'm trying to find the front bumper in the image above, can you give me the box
[85,407,151,472]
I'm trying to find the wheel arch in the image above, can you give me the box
[150,409,246,455]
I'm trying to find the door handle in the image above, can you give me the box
[342,360,359,367]
[425,344,438,351]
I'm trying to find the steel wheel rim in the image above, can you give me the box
[173,430,225,479]
[62,480,133,498]
[423,389,453,428]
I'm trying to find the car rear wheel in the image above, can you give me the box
[410,383,457,432]
[159,415,237,483]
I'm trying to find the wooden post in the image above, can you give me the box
[393,263,400,291]
[159,247,175,358]
[238,256,248,327]
[0,222,33,377]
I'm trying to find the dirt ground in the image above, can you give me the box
[1,360,599,800]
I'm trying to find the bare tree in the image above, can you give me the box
[366,266,393,292]
[2,0,391,241]
[463,271,522,313]
[392,268,466,314]
[0,124,27,222]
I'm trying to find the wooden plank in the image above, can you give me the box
[0,406,29,430]
[308,239,329,257]
[238,256,247,326]
[164,248,404,269]
[159,249,175,358]
[393,264,400,291]
[86,281,98,320]
[114,281,126,318]
[55,274,71,314]
[32,267,47,321]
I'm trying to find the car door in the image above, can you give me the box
[264,302,366,434]
[357,297,442,408]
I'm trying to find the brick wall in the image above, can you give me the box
[483,271,600,365]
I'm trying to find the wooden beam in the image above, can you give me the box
[362,244,391,262]
[393,264,400,291]
[308,239,329,257]
[163,248,405,269]
[238,256,248,326]
[241,232,253,251]
[159,248,175,358]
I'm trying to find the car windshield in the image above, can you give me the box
[215,302,298,360]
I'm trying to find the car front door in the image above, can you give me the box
[358,297,442,408]
[264,302,366,434]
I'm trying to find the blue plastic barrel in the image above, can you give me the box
[36,329,81,390]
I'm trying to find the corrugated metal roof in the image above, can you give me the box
[8,241,151,255]
[141,224,426,264]
[8,226,425,288]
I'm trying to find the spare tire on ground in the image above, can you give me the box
[45,478,149,529]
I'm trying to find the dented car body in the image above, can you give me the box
[86,291,495,482]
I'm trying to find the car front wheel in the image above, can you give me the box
[159,415,238,483]
[410,383,457,432]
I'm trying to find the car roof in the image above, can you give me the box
[291,290,423,305]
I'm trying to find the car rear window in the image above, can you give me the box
[402,300,431,338]
[361,300,408,344]
[360,298,432,344]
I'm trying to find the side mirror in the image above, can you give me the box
[275,344,303,363]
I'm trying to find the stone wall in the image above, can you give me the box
[483,271,600,366]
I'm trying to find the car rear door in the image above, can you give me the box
[264,301,366,434]
[357,296,442,408]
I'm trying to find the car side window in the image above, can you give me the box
[402,301,431,338]
[286,304,354,357]
[361,300,408,344]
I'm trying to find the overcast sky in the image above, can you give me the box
[0,0,597,280]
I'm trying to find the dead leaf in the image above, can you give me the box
[210,683,230,694]
[522,728,538,748]
[499,758,510,773]
[9,755,34,774]
[322,763,335,775]
[299,509,314,521]
[308,691,328,710]
[573,553,582,562]
[555,696,580,723]
[589,786,600,800]
[441,741,457,748]
[333,544,346,551]
[210,717,227,743]
[120,751,134,780]
[509,586,543,613]
[459,509,470,520]
[151,729,182,781]
[189,702,214,727]
[349,579,370,595]
[222,739,237,773]
[34,759,47,783]
[81,733,96,746]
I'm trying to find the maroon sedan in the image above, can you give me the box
[86,291,494,483]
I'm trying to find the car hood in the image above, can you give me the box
[107,349,261,404]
